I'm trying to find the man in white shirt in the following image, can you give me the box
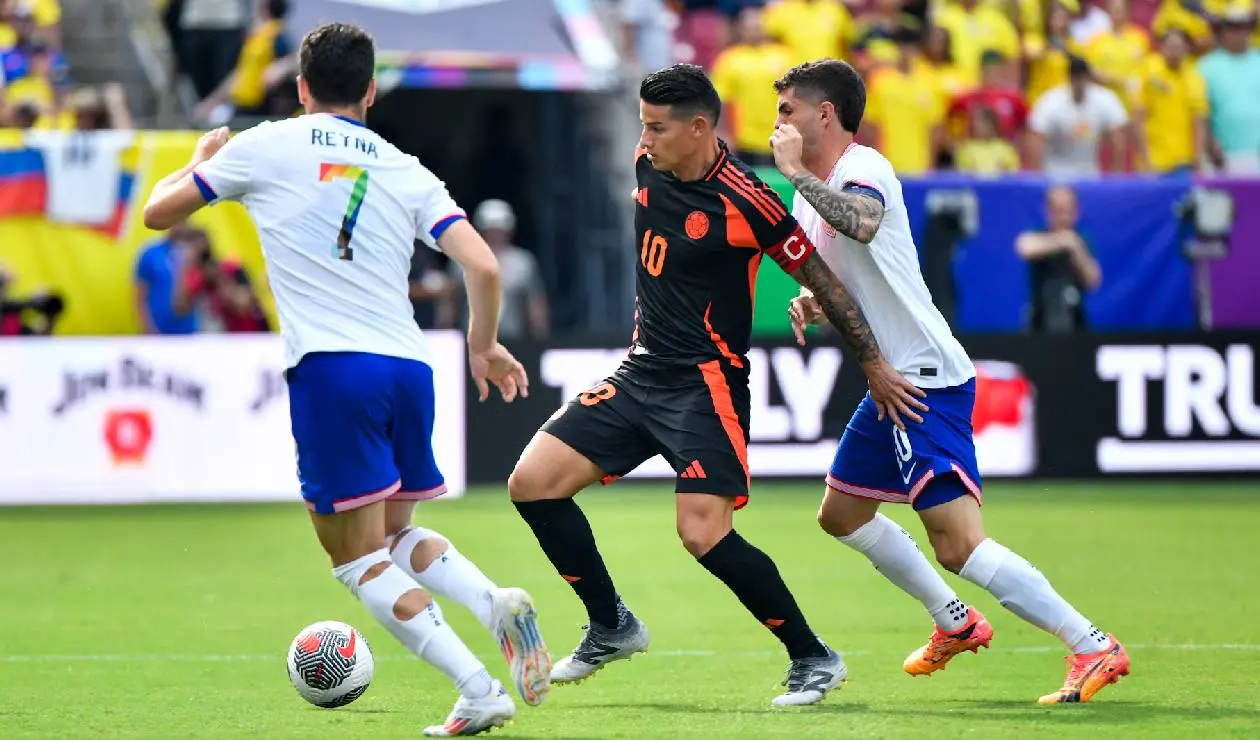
[141,22,549,736]
[1028,56,1129,176]
[769,58,1130,706]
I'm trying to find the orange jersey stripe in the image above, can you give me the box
[717,169,777,224]
[720,193,758,249]
[698,360,750,487]
[747,251,762,314]
[721,163,786,220]
[703,303,745,369]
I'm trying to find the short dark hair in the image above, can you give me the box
[266,0,289,19]
[299,23,375,108]
[774,59,865,134]
[639,63,722,126]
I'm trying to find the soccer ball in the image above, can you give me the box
[286,620,374,708]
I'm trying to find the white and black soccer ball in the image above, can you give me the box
[286,620,374,708]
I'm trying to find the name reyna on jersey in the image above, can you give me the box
[310,128,379,158]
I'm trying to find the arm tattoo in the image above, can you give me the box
[792,252,882,363]
[789,172,884,244]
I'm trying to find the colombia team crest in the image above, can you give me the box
[685,210,709,240]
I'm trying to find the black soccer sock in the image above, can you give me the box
[513,499,621,628]
[698,530,828,660]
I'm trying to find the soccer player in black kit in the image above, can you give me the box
[508,64,923,706]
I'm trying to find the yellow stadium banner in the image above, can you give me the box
[0,129,275,335]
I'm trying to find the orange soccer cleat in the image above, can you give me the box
[1038,635,1130,705]
[903,607,994,676]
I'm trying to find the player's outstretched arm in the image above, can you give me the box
[143,127,230,230]
[786,172,884,245]
[789,252,928,428]
[788,252,881,362]
[437,219,529,403]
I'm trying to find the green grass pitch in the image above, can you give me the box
[2,481,1259,738]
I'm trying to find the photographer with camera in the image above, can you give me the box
[172,228,270,334]
[1015,184,1102,334]
[0,261,65,336]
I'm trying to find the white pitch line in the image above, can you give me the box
[1,643,1256,663]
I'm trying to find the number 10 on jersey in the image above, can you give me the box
[641,229,668,276]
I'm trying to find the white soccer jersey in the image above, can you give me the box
[194,113,465,368]
[793,144,974,388]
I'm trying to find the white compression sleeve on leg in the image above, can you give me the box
[959,538,1109,653]
[389,527,497,630]
[837,514,970,632]
[333,550,494,698]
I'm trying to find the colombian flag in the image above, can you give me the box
[0,136,137,239]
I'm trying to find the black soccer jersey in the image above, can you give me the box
[628,142,815,370]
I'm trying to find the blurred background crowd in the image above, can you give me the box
[0,0,1257,341]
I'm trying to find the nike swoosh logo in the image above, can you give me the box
[337,629,356,660]
[900,463,916,485]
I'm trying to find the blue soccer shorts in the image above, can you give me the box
[826,379,983,510]
[287,352,446,515]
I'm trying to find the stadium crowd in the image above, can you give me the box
[619,0,1260,176]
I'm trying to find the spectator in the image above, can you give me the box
[852,0,915,70]
[1070,0,1114,46]
[619,0,676,74]
[1083,0,1150,107]
[135,222,198,335]
[1151,0,1215,51]
[710,6,794,166]
[763,0,857,66]
[194,0,293,123]
[913,25,969,115]
[932,0,1019,86]
[861,35,944,175]
[1028,56,1129,175]
[1016,185,1102,334]
[674,0,730,70]
[439,200,549,341]
[947,51,1028,146]
[174,229,269,334]
[1,5,67,86]
[955,105,1021,175]
[1133,28,1207,174]
[1025,1,1085,106]
[174,0,246,100]
[408,245,453,330]
[1199,7,1260,174]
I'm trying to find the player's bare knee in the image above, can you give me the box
[677,520,726,558]
[392,587,432,621]
[817,491,877,537]
[507,465,543,502]
[356,560,391,586]
[408,536,449,573]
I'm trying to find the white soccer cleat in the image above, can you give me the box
[771,644,847,707]
[551,602,650,684]
[422,681,516,737]
[488,587,552,706]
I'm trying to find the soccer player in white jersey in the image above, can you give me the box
[767,59,1131,705]
[141,23,551,735]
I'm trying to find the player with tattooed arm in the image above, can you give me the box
[769,59,1130,705]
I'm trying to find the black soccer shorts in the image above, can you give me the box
[542,359,752,508]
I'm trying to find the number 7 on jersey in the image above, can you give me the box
[320,163,370,261]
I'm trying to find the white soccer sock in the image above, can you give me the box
[959,538,1110,654]
[837,514,970,632]
[389,527,497,630]
[333,550,494,699]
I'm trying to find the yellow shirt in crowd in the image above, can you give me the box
[763,0,856,65]
[1024,34,1084,105]
[711,41,796,156]
[955,137,1022,175]
[1085,24,1151,107]
[865,64,942,175]
[231,19,289,109]
[933,3,1020,86]
[1135,53,1207,171]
